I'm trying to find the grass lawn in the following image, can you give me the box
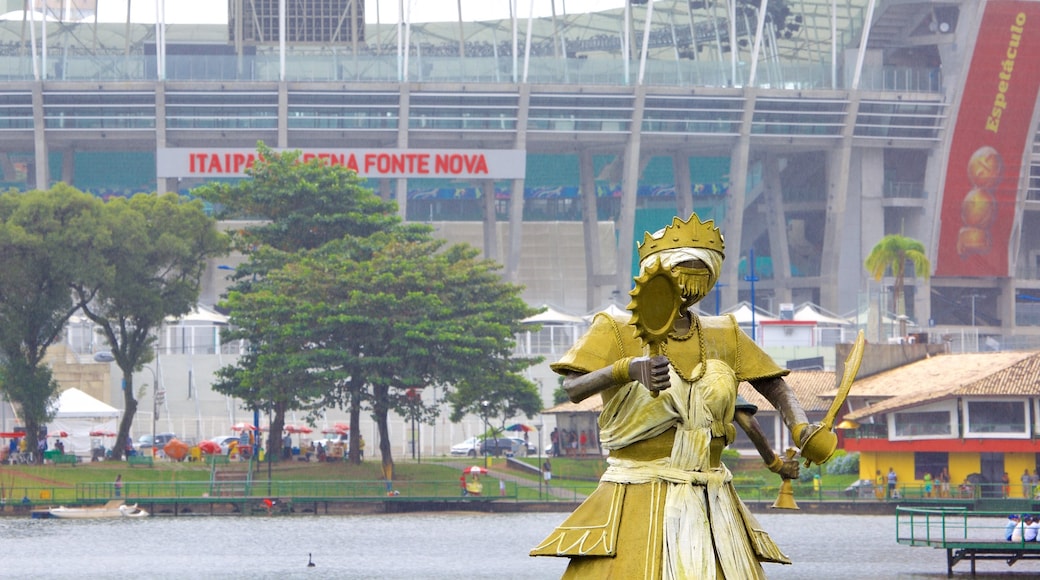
[0,454,859,505]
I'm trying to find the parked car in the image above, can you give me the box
[137,433,177,450]
[450,437,481,457]
[480,438,521,457]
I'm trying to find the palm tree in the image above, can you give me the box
[865,235,931,338]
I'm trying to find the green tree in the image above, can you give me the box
[0,185,108,460]
[197,145,541,476]
[864,234,930,337]
[194,144,403,460]
[256,235,541,478]
[71,193,228,460]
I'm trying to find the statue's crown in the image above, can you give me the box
[638,214,726,262]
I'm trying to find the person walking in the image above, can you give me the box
[114,474,123,498]
[887,467,898,499]
[542,458,552,489]
[938,467,951,498]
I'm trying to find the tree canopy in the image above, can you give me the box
[196,146,541,477]
[0,185,106,457]
[71,193,228,460]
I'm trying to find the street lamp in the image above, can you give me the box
[534,418,544,500]
[480,400,491,468]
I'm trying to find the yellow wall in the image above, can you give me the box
[859,451,915,486]
[858,451,1038,498]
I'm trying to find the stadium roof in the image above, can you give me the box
[0,1,945,71]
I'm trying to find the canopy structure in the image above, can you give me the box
[793,304,851,326]
[723,302,778,324]
[48,388,120,458]
[521,304,586,325]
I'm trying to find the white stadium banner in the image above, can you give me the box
[157,148,526,179]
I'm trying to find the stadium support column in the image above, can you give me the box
[580,149,606,310]
[155,83,174,194]
[31,84,47,190]
[614,86,647,296]
[394,86,410,219]
[674,152,693,218]
[719,91,757,308]
[505,85,531,284]
[277,83,288,148]
[763,154,792,304]
[819,94,860,311]
[481,179,498,261]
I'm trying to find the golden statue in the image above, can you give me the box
[531,214,840,579]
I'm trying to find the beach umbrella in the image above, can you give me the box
[505,423,534,433]
[462,466,488,475]
[197,440,221,455]
[164,438,189,461]
[89,430,117,437]
[0,431,26,438]
[284,425,313,434]
[231,422,257,432]
[48,431,68,438]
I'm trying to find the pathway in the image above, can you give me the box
[444,459,586,501]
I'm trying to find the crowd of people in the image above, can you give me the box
[1006,513,1040,542]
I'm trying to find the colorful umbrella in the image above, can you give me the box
[197,440,222,455]
[505,423,534,433]
[89,430,117,437]
[462,466,488,475]
[284,424,313,434]
[48,431,68,438]
[163,438,189,461]
[231,422,257,432]
[0,431,26,438]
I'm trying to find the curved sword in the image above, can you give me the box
[821,330,866,431]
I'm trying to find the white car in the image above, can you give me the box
[450,436,481,457]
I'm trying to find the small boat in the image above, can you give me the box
[48,500,149,519]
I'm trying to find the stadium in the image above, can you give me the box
[2,1,1040,450]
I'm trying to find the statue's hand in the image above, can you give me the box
[776,459,800,480]
[796,423,837,465]
[630,355,671,394]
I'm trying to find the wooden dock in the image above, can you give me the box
[897,506,1040,576]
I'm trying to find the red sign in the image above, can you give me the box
[935,1,1040,277]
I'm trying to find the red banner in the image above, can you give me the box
[935,1,1040,277]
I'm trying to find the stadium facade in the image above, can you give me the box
[1,0,1039,351]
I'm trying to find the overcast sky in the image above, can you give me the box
[86,0,627,25]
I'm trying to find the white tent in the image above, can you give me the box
[723,302,778,324]
[521,304,586,325]
[48,388,121,458]
[585,303,630,322]
[166,304,229,325]
[793,304,851,326]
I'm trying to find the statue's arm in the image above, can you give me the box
[562,355,671,403]
[734,409,799,479]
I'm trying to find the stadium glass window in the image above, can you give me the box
[965,400,1027,435]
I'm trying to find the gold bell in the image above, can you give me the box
[771,477,799,510]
